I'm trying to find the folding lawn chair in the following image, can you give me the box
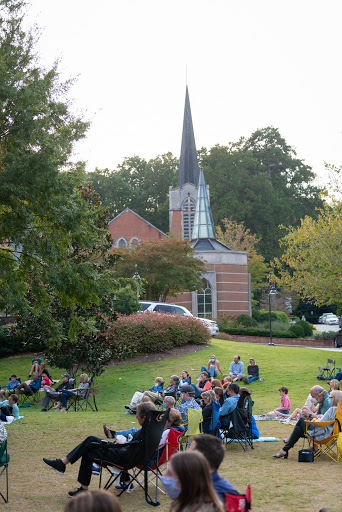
[225,485,252,512]
[203,400,221,436]
[94,409,169,506]
[180,408,203,449]
[317,359,336,380]
[304,402,342,462]
[221,407,254,451]
[0,439,9,503]
[67,376,98,412]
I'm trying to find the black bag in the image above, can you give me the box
[298,449,314,462]
[0,405,13,417]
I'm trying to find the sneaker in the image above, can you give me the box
[68,487,88,498]
[115,483,134,492]
[124,404,134,410]
[92,463,101,475]
[42,458,65,474]
[124,410,135,415]
[40,408,47,412]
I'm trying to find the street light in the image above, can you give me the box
[268,282,277,346]
[133,264,140,297]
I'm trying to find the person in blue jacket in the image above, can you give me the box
[219,383,240,427]
[0,374,20,399]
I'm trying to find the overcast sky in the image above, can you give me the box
[26,1,342,183]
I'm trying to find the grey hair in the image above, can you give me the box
[313,386,326,396]
[171,375,179,383]
[164,396,176,406]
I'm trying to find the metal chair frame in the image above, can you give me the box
[0,439,9,503]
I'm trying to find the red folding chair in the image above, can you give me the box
[225,485,252,512]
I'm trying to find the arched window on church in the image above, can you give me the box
[197,278,212,318]
[182,196,196,240]
[130,237,140,249]
[117,237,127,248]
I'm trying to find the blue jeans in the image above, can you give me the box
[247,376,259,383]
[116,428,139,439]
[200,365,217,378]
[60,390,76,407]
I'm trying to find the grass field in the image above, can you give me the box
[1,339,342,512]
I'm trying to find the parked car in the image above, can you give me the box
[323,313,339,325]
[318,313,333,323]
[139,301,219,337]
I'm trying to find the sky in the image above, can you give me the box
[25,0,342,183]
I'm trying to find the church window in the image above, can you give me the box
[197,279,212,318]
[130,237,140,249]
[117,237,127,248]
[182,196,196,240]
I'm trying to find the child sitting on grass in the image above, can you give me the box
[267,386,291,417]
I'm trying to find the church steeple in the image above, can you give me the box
[178,86,200,187]
[191,170,215,241]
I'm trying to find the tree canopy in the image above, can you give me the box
[277,201,342,309]
[113,235,205,301]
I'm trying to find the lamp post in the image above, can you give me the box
[133,264,140,297]
[268,282,277,346]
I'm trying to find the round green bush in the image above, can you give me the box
[296,320,313,337]
[288,323,305,338]
[236,314,258,327]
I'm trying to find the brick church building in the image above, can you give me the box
[108,87,251,319]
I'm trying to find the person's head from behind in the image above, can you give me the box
[136,401,156,426]
[201,390,216,405]
[329,379,340,391]
[214,387,223,401]
[228,383,239,396]
[9,394,18,405]
[279,386,288,396]
[64,489,122,512]
[80,373,88,384]
[330,390,342,406]
[310,385,326,403]
[167,408,182,427]
[164,396,175,408]
[190,433,225,471]
[237,388,251,408]
[163,450,222,510]
[211,379,222,389]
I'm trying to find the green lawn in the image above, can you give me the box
[0,339,341,512]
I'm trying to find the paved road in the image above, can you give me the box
[313,323,339,333]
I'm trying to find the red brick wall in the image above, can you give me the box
[219,333,334,348]
[170,210,182,235]
[108,210,166,244]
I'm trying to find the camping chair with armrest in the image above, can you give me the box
[67,376,98,412]
[0,439,9,503]
[225,485,252,512]
[221,407,254,451]
[94,409,169,506]
[304,402,342,462]
[47,378,76,411]
[317,359,336,380]
[203,400,221,437]
[135,426,182,495]
[180,408,203,450]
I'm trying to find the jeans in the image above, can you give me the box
[247,376,259,383]
[42,386,60,409]
[200,365,217,378]
[60,390,76,408]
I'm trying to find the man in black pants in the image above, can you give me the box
[42,401,156,497]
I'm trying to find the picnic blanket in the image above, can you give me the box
[222,436,279,443]
[1,415,24,424]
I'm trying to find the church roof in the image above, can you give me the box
[178,86,200,187]
[191,170,231,252]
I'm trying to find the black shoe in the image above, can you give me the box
[42,458,66,474]
[41,409,47,412]
[68,487,88,498]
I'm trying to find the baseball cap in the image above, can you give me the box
[180,384,195,395]
[61,373,71,379]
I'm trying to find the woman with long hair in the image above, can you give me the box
[161,451,224,512]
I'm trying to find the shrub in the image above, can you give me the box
[219,326,297,338]
[236,315,258,327]
[105,312,211,359]
[313,331,337,340]
[288,324,305,338]
[0,325,31,359]
[217,315,238,329]
[252,310,289,324]
[296,320,313,337]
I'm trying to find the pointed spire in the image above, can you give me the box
[178,86,200,187]
[191,169,216,241]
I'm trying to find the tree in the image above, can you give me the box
[216,218,269,296]
[0,1,118,336]
[113,235,205,301]
[88,153,179,233]
[277,202,342,308]
[200,128,323,261]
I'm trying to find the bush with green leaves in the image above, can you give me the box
[219,326,297,338]
[288,323,305,338]
[252,310,290,324]
[236,314,258,327]
[296,320,313,337]
[105,312,211,359]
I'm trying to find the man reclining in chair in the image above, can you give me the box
[42,402,157,498]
